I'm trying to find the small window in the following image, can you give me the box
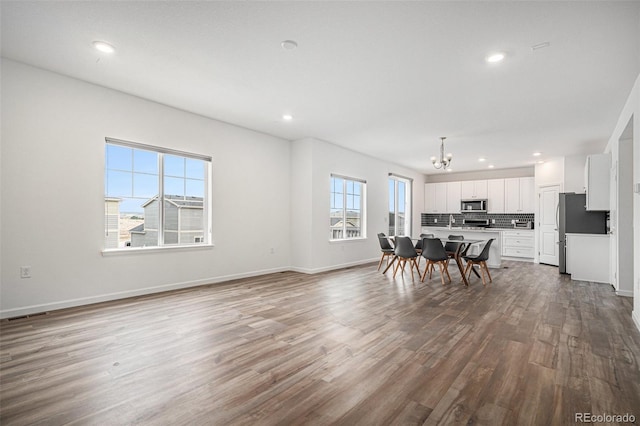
[104,138,211,250]
[330,174,366,240]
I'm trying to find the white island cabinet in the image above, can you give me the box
[422,227,501,268]
[565,233,610,284]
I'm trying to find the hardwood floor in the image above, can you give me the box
[1,261,639,425]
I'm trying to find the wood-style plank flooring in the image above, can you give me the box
[1,261,639,425]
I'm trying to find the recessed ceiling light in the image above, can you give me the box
[486,52,505,63]
[478,157,486,162]
[531,42,551,51]
[282,114,293,121]
[537,160,545,164]
[488,165,495,169]
[533,152,542,156]
[281,40,298,51]
[93,41,115,53]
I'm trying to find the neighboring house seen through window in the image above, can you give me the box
[104,138,211,249]
[330,174,366,240]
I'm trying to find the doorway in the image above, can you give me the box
[616,118,634,297]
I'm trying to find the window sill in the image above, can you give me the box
[102,244,214,256]
[329,237,367,244]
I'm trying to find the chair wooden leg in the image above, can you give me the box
[444,262,451,283]
[420,261,430,282]
[377,253,386,271]
[483,262,492,283]
[464,261,472,280]
[479,262,487,286]
[393,259,401,277]
[412,259,421,276]
[438,262,446,285]
[410,259,417,282]
[382,256,396,274]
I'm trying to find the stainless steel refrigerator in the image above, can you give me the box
[558,193,607,274]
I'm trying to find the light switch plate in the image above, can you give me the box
[635,182,640,194]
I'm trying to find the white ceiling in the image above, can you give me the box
[2,1,639,174]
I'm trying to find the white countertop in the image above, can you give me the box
[423,226,533,233]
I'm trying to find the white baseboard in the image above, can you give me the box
[0,259,381,319]
[502,256,536,263]
[0,266,290,319]
[616,289,634,297]
[289,258,378,274]
[633,310,640,334]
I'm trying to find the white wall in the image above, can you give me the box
[535,157,564,187]
[0,60,292,318]
[604,72,640,331]
[290,138,425,273]
[290,139,314,271]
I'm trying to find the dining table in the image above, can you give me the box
[382,236,483,286]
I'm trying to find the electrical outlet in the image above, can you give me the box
[434,218,438,223]
[452,218,455,223]
[491,219,496,224]
[20,266,32,279]
[270,247,275,254]
[511,219,516,224]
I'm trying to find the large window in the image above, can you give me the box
[389,174,412,236]
[330,175,366,240]
[104,138,211,250]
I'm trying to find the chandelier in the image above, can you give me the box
[431,137,453,170]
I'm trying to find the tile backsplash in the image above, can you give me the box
[421,212,535,229]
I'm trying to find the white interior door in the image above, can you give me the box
[539,184,560,266]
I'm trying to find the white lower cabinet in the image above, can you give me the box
[423,227,501,268]
[502,230,534,259]
[565,234,610,284]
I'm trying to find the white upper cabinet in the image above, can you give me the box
[487,179,505,213]
[505,177,535,213]
[520,177,535,213]
[446,181,461,213]
[584,153,611,211]
[424,183,447,213]
[460,180,488,199]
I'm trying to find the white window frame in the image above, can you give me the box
[330,174,366,241]
[103,137,212,253]
[389,174,412,237]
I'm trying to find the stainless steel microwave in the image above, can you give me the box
[460,199,487,213]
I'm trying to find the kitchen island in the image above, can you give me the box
[421,226,503,268]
